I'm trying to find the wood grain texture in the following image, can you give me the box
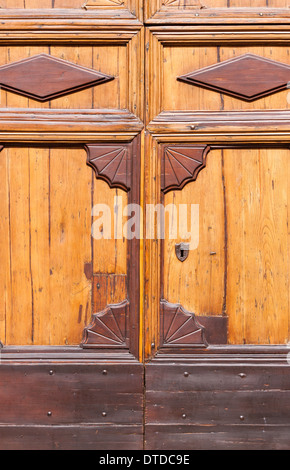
[0,53,114,102]
[86,144,131,191]
[160,300,208,349]
[145,1,290,23]
[145,356,290,449]
[0,0,143,19]
[146,30,290,123]
[162,146,290,347]
[178,54,290,102]
[81,300,129,349]
[0,425,143,451]
[0,40,143,119]
[161,145,210,193]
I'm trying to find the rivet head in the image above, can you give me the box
[184,372,189,378]
[182,414,187,419]
[102,370,108,376]
[102,412,107,417]
[259,12,263,16]
[47,412,52,417]
[239,373,247,379]
[240,415,245,421]
[49,370,54,376]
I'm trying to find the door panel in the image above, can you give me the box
[144,7,290,450]
[0,145,129,346]
[163,146,290,346]
[0,0,143,20]
[0,0,143,450]
[1,0,290,451]
[145,0,290,23]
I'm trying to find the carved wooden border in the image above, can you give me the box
[82,0,143,19]
[145,27,290,125]
[144,139,290,358]
[0,128,141,360]
[81,137,141,357]
[145,1,290,23]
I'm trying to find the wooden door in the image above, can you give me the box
[0,0,144,450]
[1,0,290,452]
[144,1,290,451]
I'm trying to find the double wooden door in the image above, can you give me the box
[1,0,290,450]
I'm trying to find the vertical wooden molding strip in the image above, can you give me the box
[161,145,211,193]
[82,138,141,358]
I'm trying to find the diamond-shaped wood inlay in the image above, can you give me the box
[178,54,290,101]
[0,54,114,101]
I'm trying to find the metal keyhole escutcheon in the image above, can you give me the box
[175,243,190,262]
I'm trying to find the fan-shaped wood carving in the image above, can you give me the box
[85,144,131,192]
[81,300,129,349]
[160,300,208,348]
[0,54,114,102]
[161,145,210,193]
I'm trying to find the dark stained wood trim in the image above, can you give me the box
[158,142,290,355]
[177,53,290,102]
[0,54,114,102]
[161,144,210,193]
[82,136,141,359]
[148,111,290,135]
[160,300,208,350]
[85,143,132,192]
[0,425,143,451]
[145,348,290,449]
[0,135,141,361]
[146,8,290,25]
[81,300,129,349]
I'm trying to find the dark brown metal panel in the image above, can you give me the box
[145,350,290,450]
[0,363,143,426]
[0,349,144,450]
[145,425,290,451]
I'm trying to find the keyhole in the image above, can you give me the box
[175,243,189,262]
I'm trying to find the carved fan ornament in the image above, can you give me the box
[178,54,290,101]
[0,54,114,102]
[161,300,208,348]
[161,145,210,193]
[85,145,131,192]
[81,300,129,349]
